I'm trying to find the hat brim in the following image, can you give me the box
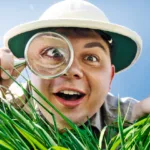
[4,19,142,73]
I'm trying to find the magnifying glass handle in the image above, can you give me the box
[14,59,26,68]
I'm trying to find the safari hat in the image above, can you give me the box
[4,0,142,73]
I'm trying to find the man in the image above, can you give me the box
[0,0,148,131]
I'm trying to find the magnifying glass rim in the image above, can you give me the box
[24,31,74,79]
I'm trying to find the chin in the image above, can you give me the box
[67,112,89,125]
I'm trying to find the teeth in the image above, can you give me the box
[59,90,81,95]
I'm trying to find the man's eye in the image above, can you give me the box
[84,55,99,62]
[41,47,64,59]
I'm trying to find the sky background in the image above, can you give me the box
[0,0,149,100]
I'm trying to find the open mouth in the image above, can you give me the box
[54,90,85,101]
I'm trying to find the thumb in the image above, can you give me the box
[12,60,26,78]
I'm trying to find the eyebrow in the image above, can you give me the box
[84,42,106,53]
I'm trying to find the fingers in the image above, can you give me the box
[0,48,14,80]
[0,47,26,89]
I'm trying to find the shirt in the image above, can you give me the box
[1,82,139,132]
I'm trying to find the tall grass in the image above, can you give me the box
[0,67,150,150]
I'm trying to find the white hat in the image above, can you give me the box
[4,0,142,73]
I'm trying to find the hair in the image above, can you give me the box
[51,27,113,62]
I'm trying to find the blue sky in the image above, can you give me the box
[0,0,149,100]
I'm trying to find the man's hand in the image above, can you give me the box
[132,97,150,120]
[0,47,25,90]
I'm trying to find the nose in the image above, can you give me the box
[63,58,83,79]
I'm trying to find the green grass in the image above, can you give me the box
[0,67,150,150]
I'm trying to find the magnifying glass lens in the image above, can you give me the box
[25,32,73,78]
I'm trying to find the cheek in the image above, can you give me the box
[31,73,52,92]
[88,70,110,105]
[84,68,111,116]
[87,67,111,93]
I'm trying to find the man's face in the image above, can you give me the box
[31,29,115,129]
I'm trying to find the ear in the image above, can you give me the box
[109,65,115,91]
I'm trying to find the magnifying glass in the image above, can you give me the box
[14,32,74,79]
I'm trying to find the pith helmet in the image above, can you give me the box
[4,0,142,73]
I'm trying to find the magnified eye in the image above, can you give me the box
[41,47,65,60]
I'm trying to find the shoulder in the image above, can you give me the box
[102,93,139,124]
[106,92,139,107]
